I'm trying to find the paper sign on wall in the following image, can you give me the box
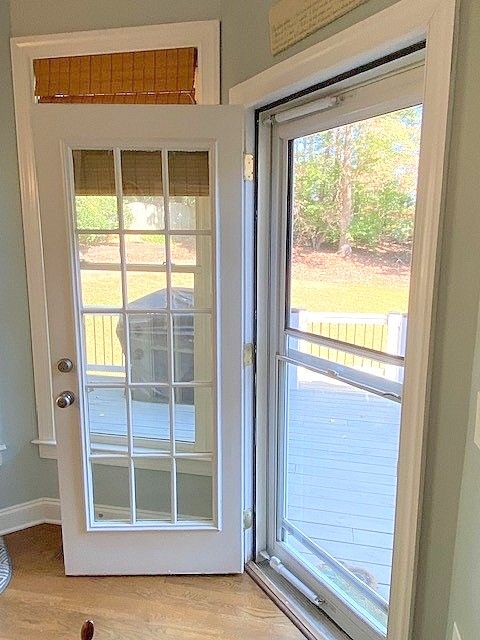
[269,0,368,55]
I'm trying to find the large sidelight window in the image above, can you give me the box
[262,65,424,639]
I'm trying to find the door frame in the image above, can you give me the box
[230,0,458,638]
[263,65,424,640]
[10,20,220,459]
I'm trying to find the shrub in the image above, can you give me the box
[75,196,133,244]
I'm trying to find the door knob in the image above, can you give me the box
[57,358,74,373]
[55,391,75,408]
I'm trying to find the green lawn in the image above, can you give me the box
[291,281,409,315]
[82,272,409,316]
[81,270,409,370]
[81,271,193,308]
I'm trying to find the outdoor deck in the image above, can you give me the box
[285,381,400,602]
[88,378,400,603]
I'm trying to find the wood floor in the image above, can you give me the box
[0,524,303,640]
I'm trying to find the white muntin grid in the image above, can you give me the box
[68,146,218,529]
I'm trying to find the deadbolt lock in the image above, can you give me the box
[57,358,74,373]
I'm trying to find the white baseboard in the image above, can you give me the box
[0,498,61,536]
[0,499,201,535]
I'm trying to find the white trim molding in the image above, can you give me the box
[0,498,203,537]
[0,498,61,536]
[10,21,220,458]
[0,444,6,465]
[230,0,458,638]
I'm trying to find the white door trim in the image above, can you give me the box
[230,1,458,638]
[10,20,220,456]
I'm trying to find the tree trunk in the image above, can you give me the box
[337,124,355,254]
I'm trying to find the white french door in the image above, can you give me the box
[31,104,244,574]
[261,65,425,639]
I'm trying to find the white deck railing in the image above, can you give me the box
[290,310,407,384]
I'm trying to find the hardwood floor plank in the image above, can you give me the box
[1,525,303,640]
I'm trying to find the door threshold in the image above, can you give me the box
[246,561,350,640]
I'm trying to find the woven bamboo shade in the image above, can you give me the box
[168,151,209,197]
[122,151,163,196]
[73,150,116,196]
[73,149,209,197]
[34,47,197,104]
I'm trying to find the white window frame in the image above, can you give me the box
[230,0,457,638]
[265,65,424,640]
[10,20,220,460]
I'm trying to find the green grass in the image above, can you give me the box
[81,271,193,308]
[141,234,166,245]
[291,281,409,315]
[81,271,409,370]
[82,273,409,317]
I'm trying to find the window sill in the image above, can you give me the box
[246,561,350,640]
[32,439,57,459]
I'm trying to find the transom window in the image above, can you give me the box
[34,47,198,104]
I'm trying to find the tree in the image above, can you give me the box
[75,195,118,245]
[336,123,355,253]
[76,195,134,244]
[292,105,422,252]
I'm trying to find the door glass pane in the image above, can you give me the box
[78,233,120,266]
[126,271,167,308]
[171,235,198,265]
[84,314,125,384]
[173,313,212,383]
[125,234,166,265]
[170,273,212,311]
[72,146,216,529]
[73,150,118,230]
[122,150,165,230]
[171,235,213,310]
[131,387,170,450]
[177,458,213,522]
[168,151,211,230]
[280,361,397,631]
[91,459,130,523]
[123,198,165,230]
[174,386,213,448]
[80,270,123,308]
[287,105,422,356]
[128,314,169,384]
[171,274,195,308]
[134,460,171,522]
[87,388,128,453]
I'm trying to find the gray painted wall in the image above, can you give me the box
[1,0,479,638]
[448,308,480,640]
[446,8,480,636]
[0,0,58,508]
